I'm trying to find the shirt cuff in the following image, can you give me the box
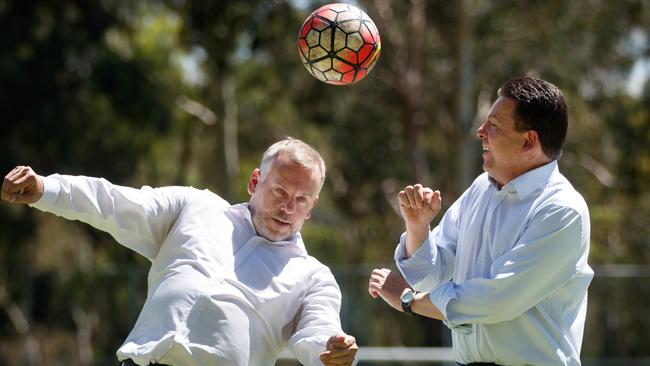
[394,231,434,263]
[429,282,473,335]
[429,282,456,320]
[29,175,61,210]
[394,231,437,289]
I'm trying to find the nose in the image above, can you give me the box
[280,198,295,214]
[476,122,487,140]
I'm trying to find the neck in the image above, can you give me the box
[495,156,552,188]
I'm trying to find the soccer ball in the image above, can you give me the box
[298,3,381,85]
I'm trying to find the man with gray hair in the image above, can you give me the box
[2,137,358,366]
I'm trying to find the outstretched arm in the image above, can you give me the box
[2,166,44,204]
[3,166,194,260]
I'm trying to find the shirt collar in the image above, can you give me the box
[225,203,305,249]
[490,160,558,200]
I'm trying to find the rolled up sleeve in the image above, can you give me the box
[395,200,461,292]
[432,205,587,328]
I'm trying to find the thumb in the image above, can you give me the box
[10,188,28,204]
[11,181,44,205]
[326,334,347,350]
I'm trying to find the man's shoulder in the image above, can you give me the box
[182,186,231,206]
[300,254,336,279]
[531,175,589,221]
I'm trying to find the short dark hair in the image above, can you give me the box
[498,77,568,160]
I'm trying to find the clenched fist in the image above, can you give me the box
[398,184,442,230]
[1,166,44,204]
[320,334,358,365]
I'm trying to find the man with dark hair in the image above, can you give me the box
[369,77,592,366]
[2,138,358,366]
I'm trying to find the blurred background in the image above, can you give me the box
[1,0,649,365]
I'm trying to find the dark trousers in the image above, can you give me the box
[119,359,170,366]
[457,363,501,366]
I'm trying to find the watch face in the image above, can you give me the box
[401,290,415,303]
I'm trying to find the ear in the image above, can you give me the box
[247,169,261,196]
[304,195,319,220]
[522,130,539,152]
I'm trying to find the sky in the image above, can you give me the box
[628,58,650,97]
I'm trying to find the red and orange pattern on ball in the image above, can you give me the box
[298,3,381,85]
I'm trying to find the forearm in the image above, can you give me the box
[30,174,183,260]
[411,292,445,320]
[292,273,347,365]
[404,224,430,258]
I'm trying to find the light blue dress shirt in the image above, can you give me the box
[395,161,593,366]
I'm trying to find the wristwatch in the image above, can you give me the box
[400,289,418,315]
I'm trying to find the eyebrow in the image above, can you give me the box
[273,182,316,197]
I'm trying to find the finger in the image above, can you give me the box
[413,184,424,209]
[325,348,357,360]
[368,276,383,292]
[10,181,31,200]
[3,173,19,200]
[369,272,388,287]
[368,280,386,298]
[370,268,389,281]
[368,277,379,297]
[6,166,27,182]
[320,350,357,364]
[320,356,355,365]
[371,268,390,279]
[4,166,23,180]
[3,175,27,195]
[1,176,20,202]
[326,335,344,350]
[433,190,441,203]
[340,335,355,347]
[0,180,7,201]
[403,185,416,208]
[429,190,442,211]
[369,272,382,284]
[12,173,32,187]
[420,187,434,202]
[3,172,26,201]
[327,335,355,350]
[369,272,385,283]
[333,335,354,346]
[397,190,410,208]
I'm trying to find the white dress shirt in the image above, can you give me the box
[395,161,593,366]
[31,174,345,366]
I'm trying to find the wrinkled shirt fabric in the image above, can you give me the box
[395,161,593,366]
[33,175,345,366]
